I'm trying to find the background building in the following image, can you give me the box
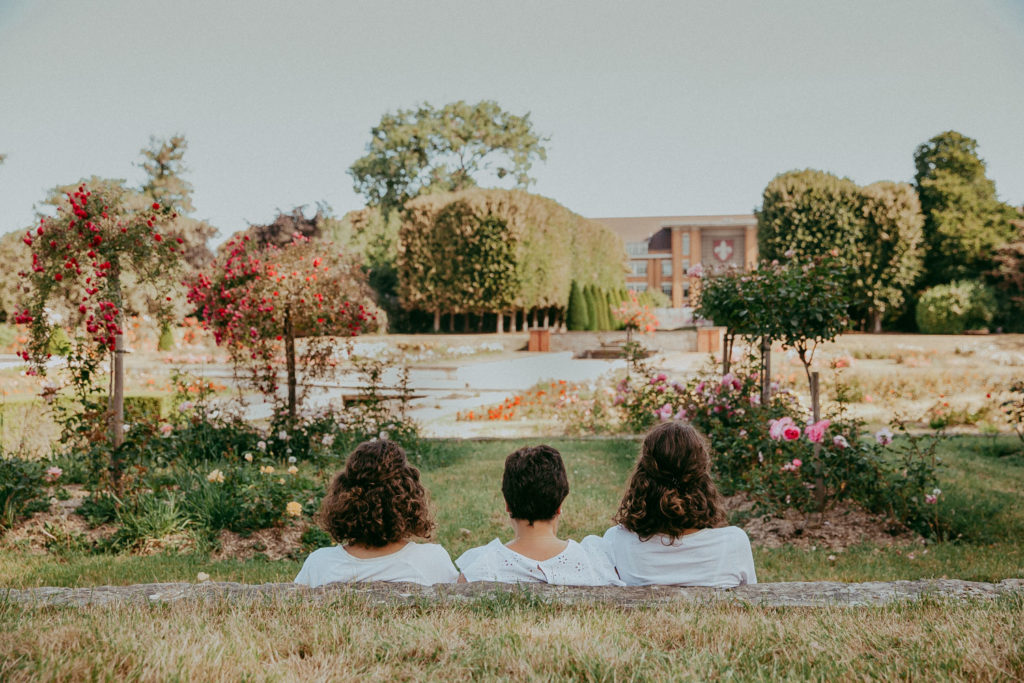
[593,214,758,307]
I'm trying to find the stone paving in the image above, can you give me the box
[6,578,1022,609]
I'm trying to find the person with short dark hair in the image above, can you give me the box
[294,439,458,586]
[601,421,756,587]
[456,445,622,585]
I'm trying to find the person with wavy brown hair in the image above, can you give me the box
[294,439,458,586]
[601,421,756,587]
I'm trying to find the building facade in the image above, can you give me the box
[593,214,758,307]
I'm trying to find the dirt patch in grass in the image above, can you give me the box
[1,487,116,554]
[212,524,309,561]
[726,494,921,550]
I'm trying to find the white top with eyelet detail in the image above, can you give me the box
[455,537,624,586]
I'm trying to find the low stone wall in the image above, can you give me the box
[5,578,1022,609]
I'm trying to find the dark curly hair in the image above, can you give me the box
[613,421,726,541]
[501,444,569,524]
[316,439,435,547]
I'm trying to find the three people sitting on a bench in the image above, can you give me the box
[294,421,756,588]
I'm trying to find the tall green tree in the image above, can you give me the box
[857,182,925,332]
[914,131,1017,286]
[349,100,548,214]
[757,169,926,330]
[138,135,217,270]
[567,281,589,330]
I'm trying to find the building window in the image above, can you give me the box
[660,259,672,277]
[626,282,648,292]
[626,241,649,257]
[630,260,648,276]
[681,259,690,275]
[661,282,672,298]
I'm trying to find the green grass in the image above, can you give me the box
[1,595,1021,680]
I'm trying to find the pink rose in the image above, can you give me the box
[769,417,795,440]
[782,425,801,441]
[805,419,830,443]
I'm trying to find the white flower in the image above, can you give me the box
[243,452,253,462]
[288,456,297,464]
[932,488,942,496]
[321,433,335,447]
[256,440,267,451]
[832,435,850,449]
[278,430,289,441]
[206,469,225,483]
[875,428,894,446]
[379,430,389,441]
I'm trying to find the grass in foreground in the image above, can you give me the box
[1,593,1022,680]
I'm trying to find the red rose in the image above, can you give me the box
[152,203,160,210]
[54,273,63,281]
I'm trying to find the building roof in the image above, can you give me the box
[592,214,757,243]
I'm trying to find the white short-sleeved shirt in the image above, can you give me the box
[455,537,624,586]
[294,542,459,586]
[600,525,756,588]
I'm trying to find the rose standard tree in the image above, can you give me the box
[188,234,379,420]
[14,180,183,459]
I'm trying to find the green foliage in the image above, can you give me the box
[398,189,625,321]
[583,286,598,331]
[0,456,50,529]
[1000,380,1024,445]
[138,135,216,272]
[915,280,997,333]
[349,100,548,214]
[46,326,70,355]
[989,217,1024,331]
[157,324,174,351]
[914,131,1019,286]
[109,492,192,552]
[566,281,588,330]
[614,362,944,537]
[757,170,925,329]
[857,182,926,330]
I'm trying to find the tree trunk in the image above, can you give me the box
[810,371,826,513]
[433,310,441,333]
[871,309,883,334]
[542,309,549,329]
[496,312,503,334]
[285,305,297,420]
[760,336,772,406]
[722,332,733,375]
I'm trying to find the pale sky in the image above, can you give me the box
[1,0,1022,241]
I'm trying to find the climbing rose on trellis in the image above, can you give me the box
[187,233,379,418]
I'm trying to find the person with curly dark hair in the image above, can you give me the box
[601,421,756,587]
[294,439,458,586]
[455,445,622,585]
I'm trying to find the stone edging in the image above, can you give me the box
[3,578,1022,608]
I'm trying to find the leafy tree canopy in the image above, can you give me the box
[349,100,548,213]
[138,135,217,270]
[913,130,1017,285]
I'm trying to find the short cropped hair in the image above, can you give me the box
[317,439,434,547]
[501,445,569,524]
[613,421,726,540]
